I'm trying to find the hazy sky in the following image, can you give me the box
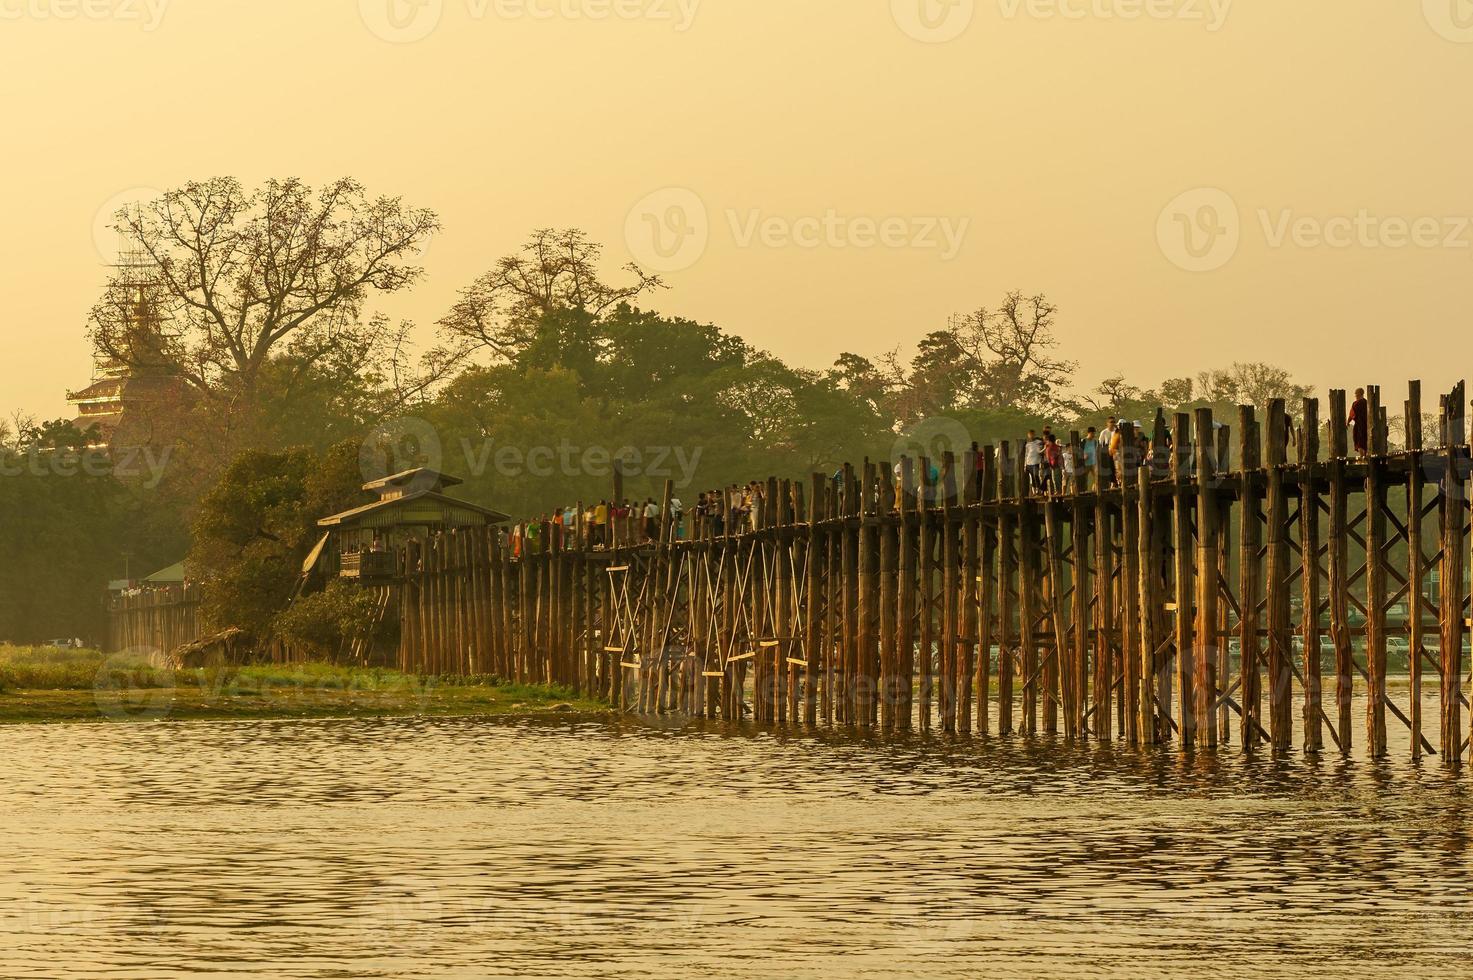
[3,0,1472,422]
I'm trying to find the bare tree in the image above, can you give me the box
[1194,369,1239,404]
[951,291,1077,411]
[1231,362,1311,409]
[1075,375,1144,414]
[1,411,33,451]
[439,228,664,361]
[874,345,932,427]
[848,291,1078,427]
[88,177,439,399]
[1195,362,1310,410]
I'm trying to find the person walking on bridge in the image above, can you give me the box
[1099,417,1118,487]
[1043,432,1064,495]
[1082,426,1101,486]
[1348,388,1370,457]
[611,500,631,547]
[709,492,726,537]
[643,498,661,542]
[1024,429,1044,494]
[592,500,609,549]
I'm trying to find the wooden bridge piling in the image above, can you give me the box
[1300,397,1324,754]
[996,444,1016,737]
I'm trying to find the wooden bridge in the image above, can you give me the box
[394,382,1473,766]
[108,584,202,659]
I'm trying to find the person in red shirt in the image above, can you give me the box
[1348,388,1369,457]
[611,500,631,547]
[1043,433,1064,495]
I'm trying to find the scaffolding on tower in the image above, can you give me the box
[65,221,186,449]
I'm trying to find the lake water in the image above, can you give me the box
[4,695,1473,978]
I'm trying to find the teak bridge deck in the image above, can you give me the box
[394,383,1473,765]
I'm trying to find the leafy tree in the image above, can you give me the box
[423,299,891,517]
[0,422,186,643]
[1157,377,1196,407]
[273,580,389,659]
[189,442,366,639]
[829,352,893,419]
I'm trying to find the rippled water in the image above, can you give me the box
[4,694,1473,978]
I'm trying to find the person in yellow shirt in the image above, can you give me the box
[1108,424,1125,485]
[592,500,609,549]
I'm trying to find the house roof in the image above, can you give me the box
[66,378,128,402]
[362,467,463,494]
[67,374,183,404]
[144,561,187,584]
[318,489,510,528]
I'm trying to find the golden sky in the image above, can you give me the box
[2,0,1471,421]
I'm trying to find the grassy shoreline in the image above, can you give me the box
[0,646,606,725]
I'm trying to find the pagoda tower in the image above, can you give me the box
[66,245,184,449]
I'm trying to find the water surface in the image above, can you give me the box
[3,696,1471,978]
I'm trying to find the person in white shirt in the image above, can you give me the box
[1024,429,1044,494]
[1099,417,1119,487]
[643,499,661,542]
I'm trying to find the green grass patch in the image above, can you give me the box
[0,645,607,725]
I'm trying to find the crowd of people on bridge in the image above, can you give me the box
[1020,419,1146,497]
[505,481,786,557]
[1013,391,1377,498]
[506,496,688,558]
[693,482,768,537]
[502,393,1383,555]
